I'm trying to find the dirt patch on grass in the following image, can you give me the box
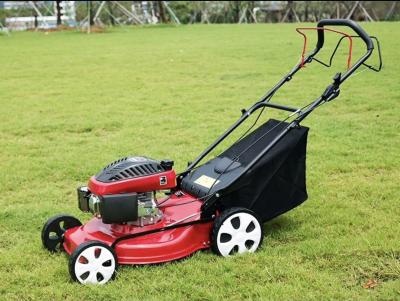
[27,25,107,33]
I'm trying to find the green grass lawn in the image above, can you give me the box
[0,22,399,300]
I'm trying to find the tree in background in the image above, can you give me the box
[55,1,62,26]
[0,1,399,30]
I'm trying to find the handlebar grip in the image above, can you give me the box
[316,19,374,51]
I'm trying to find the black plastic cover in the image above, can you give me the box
[181,119,309,222]
[99,193,138,224]
[77,186,90,212]
[95,156,166,183]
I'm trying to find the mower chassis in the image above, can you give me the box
[63,192,213,264]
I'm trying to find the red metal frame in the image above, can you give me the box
[63,191,213,264]
[296,27,353,69]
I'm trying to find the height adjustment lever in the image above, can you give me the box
[333,72,341,87]
[321,73,341,102]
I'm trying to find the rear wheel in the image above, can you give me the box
[41,214,82,252]
[69,241,117,285]
[211,207,263,257]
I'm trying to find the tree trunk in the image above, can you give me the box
[157,1,167,23]
[107,1,115,26]
[247,1,255,23]
[234,1,241,23]
[88,1,95,26]
[34,14,38,28]
[287,1,293,22]
[304,1,309,22]
[56,0,62,26]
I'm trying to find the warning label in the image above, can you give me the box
[194,175,220,189]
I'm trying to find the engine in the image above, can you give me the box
[77,156,176,226]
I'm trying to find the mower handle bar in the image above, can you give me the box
[316,19,374,51]
[182,19,377,180]
[312,19,375,84]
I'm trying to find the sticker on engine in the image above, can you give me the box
[194,175,220,189]
[160,176,167,185]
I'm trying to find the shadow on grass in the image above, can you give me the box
[48,215,303,283]
[264,215,302,238]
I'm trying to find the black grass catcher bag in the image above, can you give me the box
[181,119,309,222]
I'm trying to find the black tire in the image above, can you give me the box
[41,214,82,252]
[211,207,264,257]
[69,241,118,285]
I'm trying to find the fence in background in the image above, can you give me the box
[0,1,399,33]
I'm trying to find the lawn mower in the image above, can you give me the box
[41,19,382,284]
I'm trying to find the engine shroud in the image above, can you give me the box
[96,157,168,183]
[89,156,177,195]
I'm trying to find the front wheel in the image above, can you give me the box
[211,207,264,257]
[41,214,82,252]
[69,241,117,285]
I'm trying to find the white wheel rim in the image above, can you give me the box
[217,212,262,257]
[74,246,116,284]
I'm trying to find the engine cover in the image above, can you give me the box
[96,156,172,182]
[88,156,176,195]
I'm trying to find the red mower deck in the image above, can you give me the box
[64,192,212,264]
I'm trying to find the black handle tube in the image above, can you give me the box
[316,19,374,51]
[182,20,375,179]
[181,55,312,176]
